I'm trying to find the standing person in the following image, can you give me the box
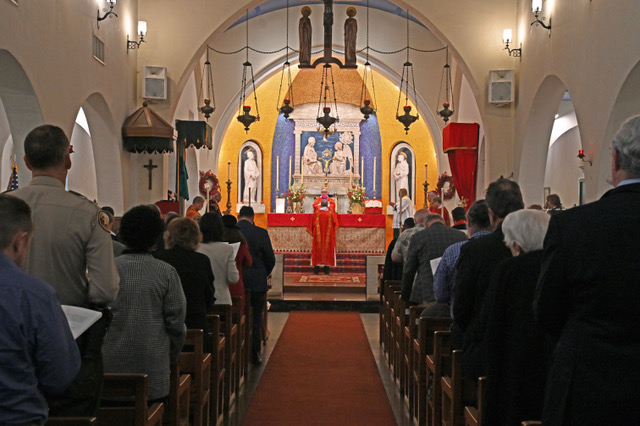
[535,116,640,425]
[307,187,339,275]
[154,217,215,351]
[544,193,563,215]
[0,195,81,426]
[383,217,414,283]
[237,206,275,365]
[221,214,253,310]
[452,177,523,380]
[451,206,467,230]
[12,124,119,417]
[390,188,415,239]
[103,205,186,403]
[428,196,451,226]
[198,212,239,306]
[401,214,466,305]
[186,196,205,220]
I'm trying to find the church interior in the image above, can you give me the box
[2,0,640,424]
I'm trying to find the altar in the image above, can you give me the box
[267,213,386,253]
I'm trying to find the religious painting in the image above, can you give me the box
[301,131,354,177]
[238,141,263,205]
[389,142,415,202]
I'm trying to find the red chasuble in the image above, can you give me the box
[429,204,451,226]
[306,196,339,266]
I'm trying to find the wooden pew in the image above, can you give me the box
[47,418,96,425]
[412,317,452,425]
[521,422,542,425]
[166,364,191,426]
[426,330,452,426]
[402,306,423,404]
[179,329,212,426]
[389,289,404,381]
[463,376,485,426]
[208,304,238,410]
[441,349,463,426]
[382,281,401,358]
[243,290,253,379]
[232,296,246,391]
[97,373,164,426]
[206,314,226,426]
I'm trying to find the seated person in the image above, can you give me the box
[0,195,81,425]
[103,205,187,403]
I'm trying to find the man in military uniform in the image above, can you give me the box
[12,124,120,416]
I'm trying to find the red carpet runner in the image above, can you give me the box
[242,312,395,425]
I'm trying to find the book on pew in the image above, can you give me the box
[61,305,103,339]
[431,257,442,275]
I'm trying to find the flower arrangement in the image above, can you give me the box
[347,183,367,204]
[285,183,306,203]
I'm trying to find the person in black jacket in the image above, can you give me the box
[237,206,275,364]
[535,115,640,425]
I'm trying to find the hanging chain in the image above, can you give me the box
[330,65,339,123]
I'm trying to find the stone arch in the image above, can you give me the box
[0,49,44,184]
[598,59,640,196]
[517,74,568,205]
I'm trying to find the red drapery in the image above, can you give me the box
[443,123,479,209]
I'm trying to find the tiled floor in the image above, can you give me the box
[226,312,410,426]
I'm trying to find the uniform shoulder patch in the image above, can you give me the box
[98,210,111,233]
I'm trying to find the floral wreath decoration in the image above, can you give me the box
[199,170,220,198]
[436,172,456,200]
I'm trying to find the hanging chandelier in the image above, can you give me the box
[277,0,295,119]
[316,64,339,137]
[237,10,260,132]
[396,10,419,134]
[359,0,377,121]
[198,48,216,120]
[437,47,455,124]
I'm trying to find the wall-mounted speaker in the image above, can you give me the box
[143,66,167,100]
[488,69,514,106]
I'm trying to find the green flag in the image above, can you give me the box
[179,150,189,201]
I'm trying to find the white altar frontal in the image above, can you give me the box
[289,103,363,214]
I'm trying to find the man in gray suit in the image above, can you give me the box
[401,214,466,305]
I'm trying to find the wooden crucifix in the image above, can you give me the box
[143,159,158,190]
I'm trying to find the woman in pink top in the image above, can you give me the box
[221,214,253,310]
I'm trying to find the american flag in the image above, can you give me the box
[7,162,18,191]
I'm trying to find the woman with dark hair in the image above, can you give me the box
[198,213,239,305]
[103,205,186,402]
[221,214,252,309]
[154,217,215,349]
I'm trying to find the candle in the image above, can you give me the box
[373,157,376,192]
[227,160,231,180]
[301,160,304,184]
[289,156,292,186]
[361,156,364,184]
[425,163,428,181]
[276,156,280,191]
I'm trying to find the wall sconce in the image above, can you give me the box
[578,149,592,167]
[127,21,147,50]
[531,0,552,32]
[503,29,522,58]
[97,0,117,28]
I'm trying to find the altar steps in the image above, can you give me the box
[282,252,367,274]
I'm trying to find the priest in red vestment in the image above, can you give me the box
[307,187,339,275]
[428,194,451,226]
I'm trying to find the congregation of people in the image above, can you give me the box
[0,125,274,425]
[383,114,640,424]
[3,113,640,424]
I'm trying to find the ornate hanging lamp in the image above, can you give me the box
[237,10,260,132]
[277,0,295,119]
[316,64,339,137]
[437,47,455,124]
[396,10,419,134]
[359,0,377,120]
[198,48,216,120]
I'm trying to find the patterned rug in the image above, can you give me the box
[293,275,365,283]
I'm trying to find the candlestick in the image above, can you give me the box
[373,157,376,192]
[425,163,428,181]
[276,156,280,192]
[289,156,292,187]
[228,161,230,180]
